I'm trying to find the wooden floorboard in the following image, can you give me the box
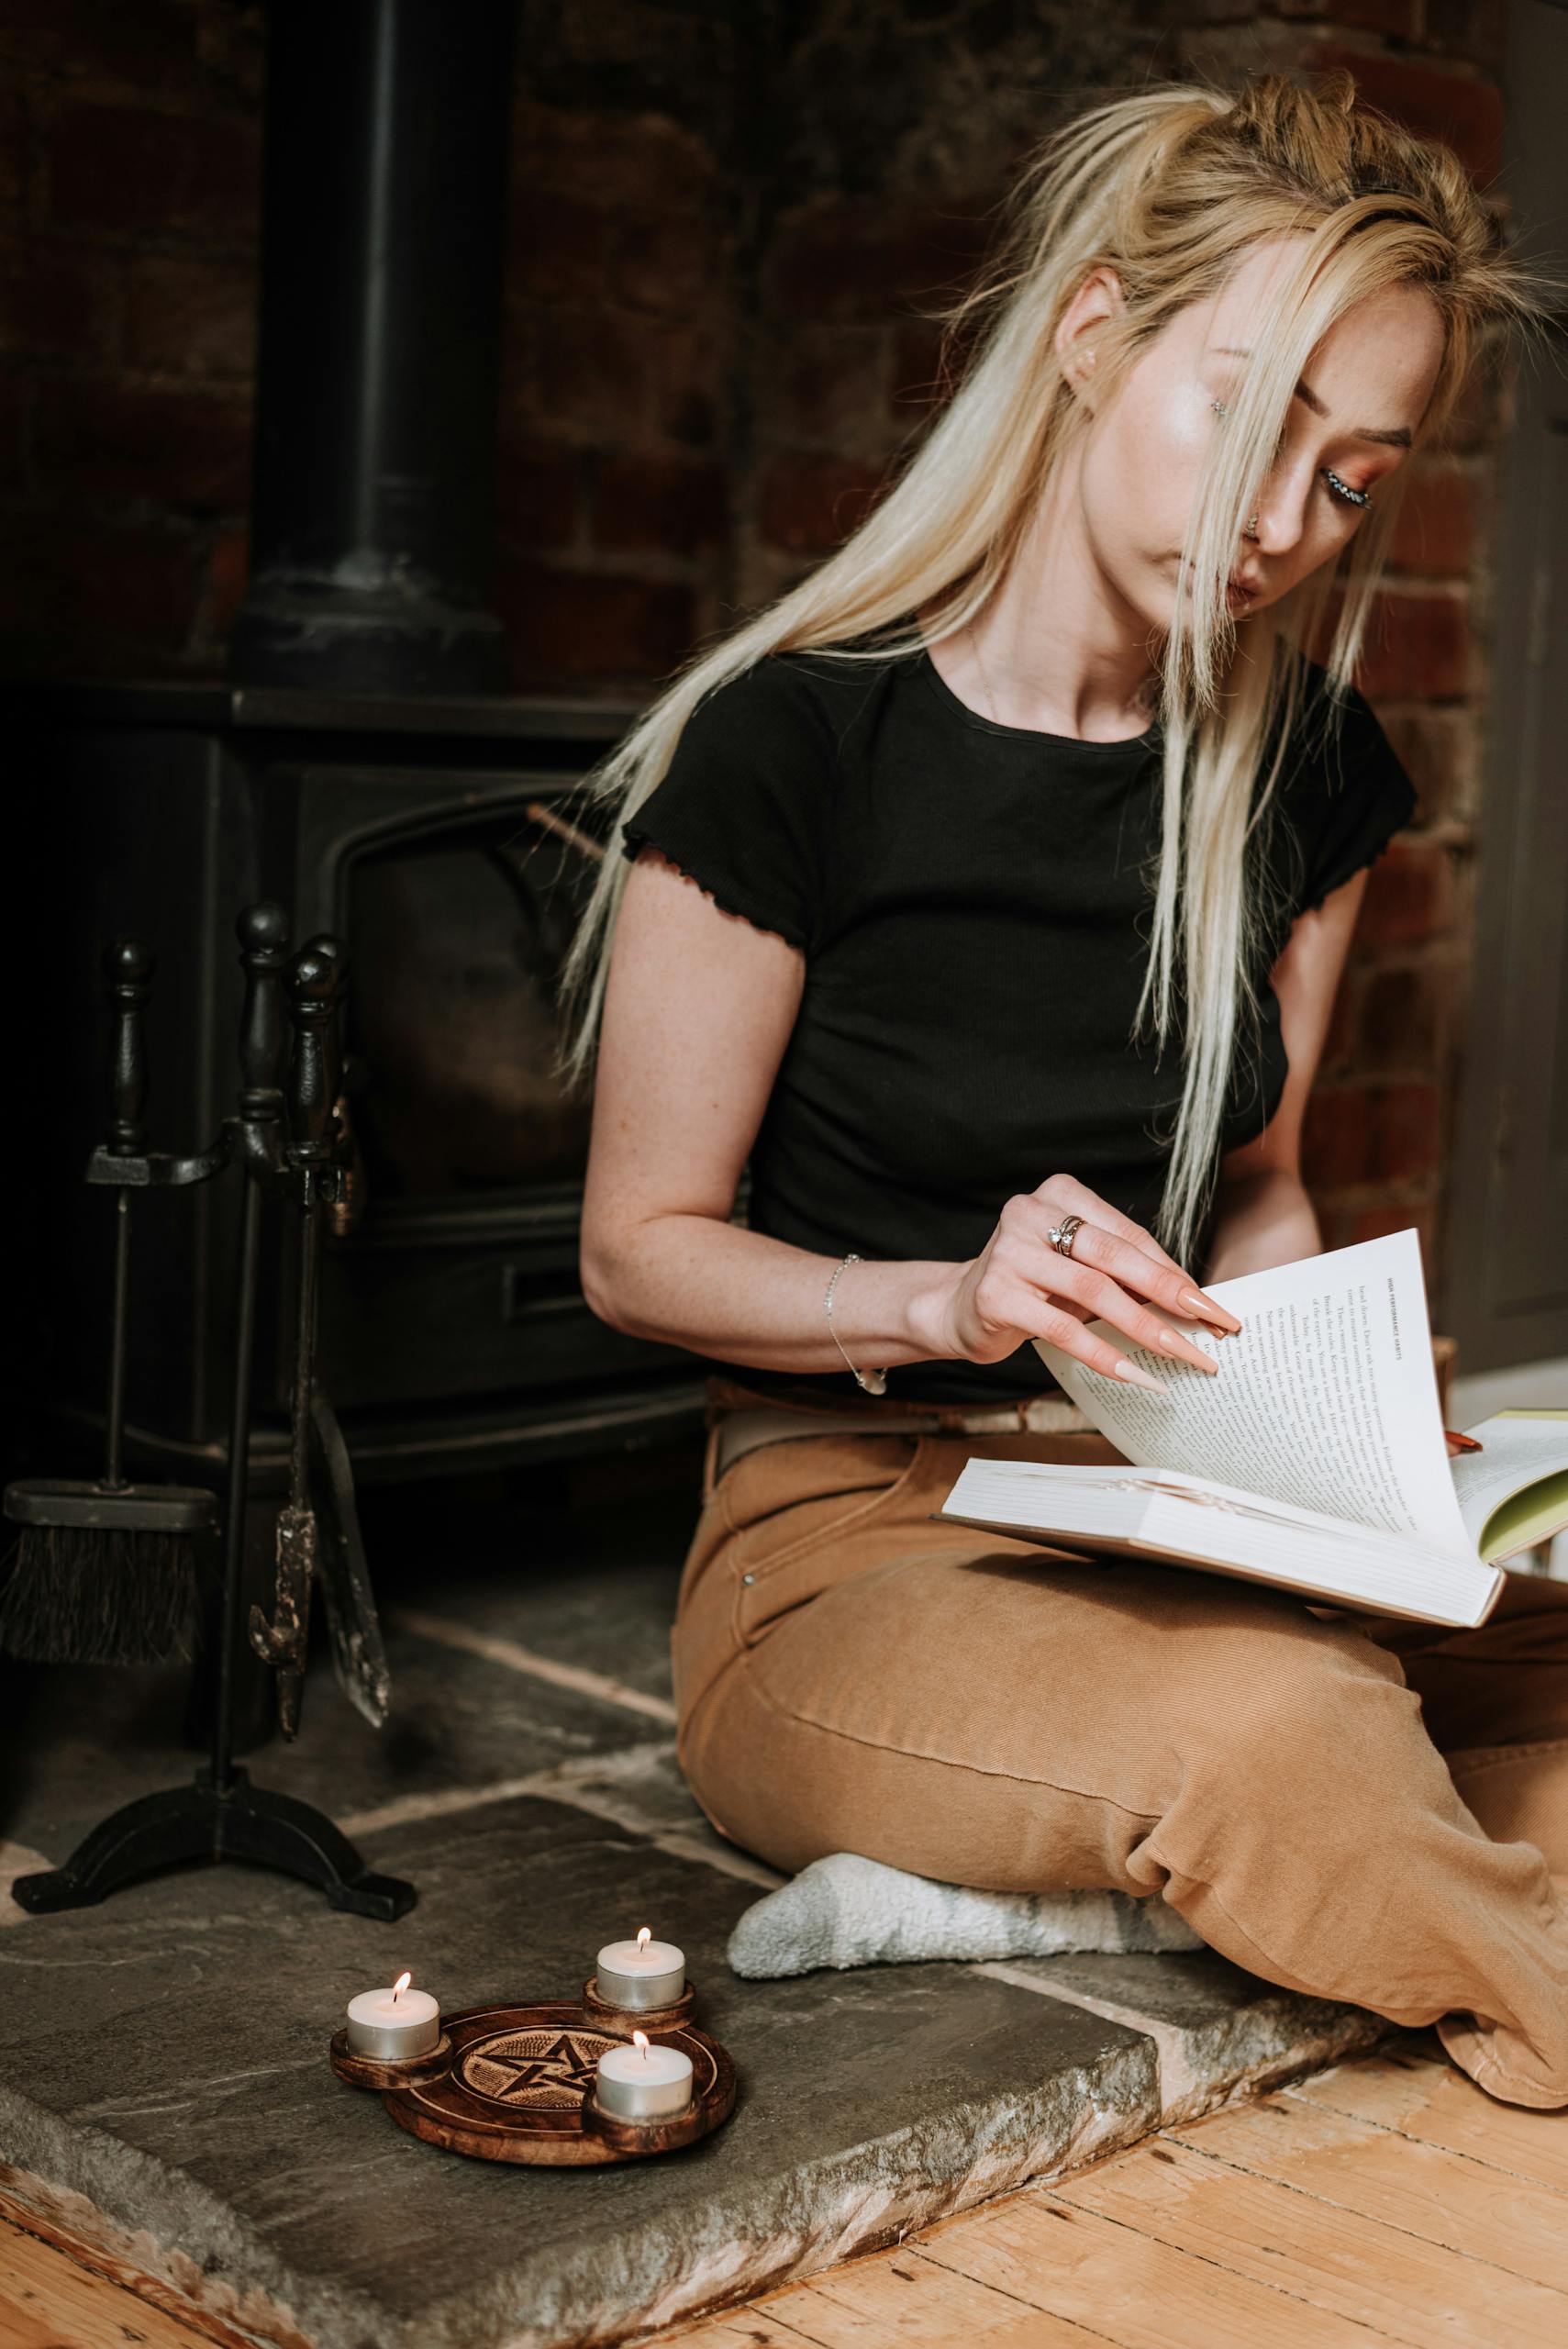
[6,2030,1566,2349]
[0,2202,239,2348]
[657,2029,1568,2349]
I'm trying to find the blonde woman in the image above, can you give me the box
[565,71,1568,2108]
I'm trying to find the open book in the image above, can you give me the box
[936,1228,1568,1629]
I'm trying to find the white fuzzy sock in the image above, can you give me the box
[727,1851,1206,1978]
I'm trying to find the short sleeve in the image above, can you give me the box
[618,656,838,952]
[1284,677,1419,917]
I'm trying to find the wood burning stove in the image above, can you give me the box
[15,682,709,1493]
[8,0,714,1493]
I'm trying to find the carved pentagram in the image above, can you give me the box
[457,2025,618,2110]
[373,1999,736,2165]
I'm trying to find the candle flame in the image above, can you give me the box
[392,1971,412,2003]
[636,1926,651,1951]
[632,2029,650,2056]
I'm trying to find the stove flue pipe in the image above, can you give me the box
[231,0,517,695]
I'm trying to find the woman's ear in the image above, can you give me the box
[1054,264,1124,407]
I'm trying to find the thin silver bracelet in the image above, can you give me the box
[824,1252,888,1395]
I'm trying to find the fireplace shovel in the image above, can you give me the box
[249,941,390,1738]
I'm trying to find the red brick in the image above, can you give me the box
[1170,0,1280,20]
[1278,0,1421,35]
[0,512,196,659]
[1319,1199,1439,1255]
[0,1,204,95]
[0,371,23,491]
[510,101,715,211]
[507,190,608,306]
[1302,1080,1442,1188]
[497,560,695,684]
[651,318,729,451]
[1375,705,1471,825]
[765,325,890,450]
[770,197,995,323]
[1422,0,1507,68]
[1355,963,1445,1071]
[1386,460,1479,576]
[0,237,106,359]
[1316,961,1366,1083]
[48,101,260,241]
[33,379,251,507]
[1302,1089,1366,1191]
[758,454,888,553]
[496,433,581,552]
[593,454,727,556]
[1349,590,1471,700]
[1311,46,1503,186]
[123,253,256,378]
[611,210,725,317]
[201,522,249,642]
[1355,836,1456,951]
[0,85,27,225]
[891,315,973,426]
[533,311,653,440]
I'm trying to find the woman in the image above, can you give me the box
[564,71,1568,2107]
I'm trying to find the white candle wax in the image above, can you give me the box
[594,2036,694,2121]
[595,1928,685,2010]
[345,1977,441,2060]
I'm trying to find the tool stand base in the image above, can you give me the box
[10,1765,415,1920]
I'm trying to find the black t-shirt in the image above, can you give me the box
[618,638,1417,1405]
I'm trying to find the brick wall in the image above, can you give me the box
[0,0,261,677]
[0,0,1518,1308]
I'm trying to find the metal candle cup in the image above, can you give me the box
[595,1928,684,2010]
[345,1973,441,2060]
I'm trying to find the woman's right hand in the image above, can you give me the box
[921,1174,1244,1384]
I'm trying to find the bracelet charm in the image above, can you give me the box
[824,1252,888,1395]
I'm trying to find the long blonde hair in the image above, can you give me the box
[557,66,1562,1269]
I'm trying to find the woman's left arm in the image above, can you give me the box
[1201,866,1370,1283]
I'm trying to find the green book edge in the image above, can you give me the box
[1477,1408,1568,1564]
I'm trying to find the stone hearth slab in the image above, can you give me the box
[0,1795,1159,2349]
[362,1474,691,1709]
[0,1461,1402,2344]
[979,1948,1395,2124]
[0,1617,669,1867]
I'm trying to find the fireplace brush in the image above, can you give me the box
[6,905,411,1920]
[0,940,217,1663]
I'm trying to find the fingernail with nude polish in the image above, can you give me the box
[1113,1360,1170,1392]
[1182,1289,1242,1331]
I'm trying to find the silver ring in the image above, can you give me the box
[1047,1214,1084,1258]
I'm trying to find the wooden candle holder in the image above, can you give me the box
[328,1987,735,2166]
[581,1972,695,2032]
[328,2027,453,2091]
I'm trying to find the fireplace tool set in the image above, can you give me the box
[0,903,412,1920]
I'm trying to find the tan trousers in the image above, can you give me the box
[671,1394,1568,2110]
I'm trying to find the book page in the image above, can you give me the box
[1451,1411,1568,1551]
[938,1458,1498,1628]
[1034,1229,1471,1552]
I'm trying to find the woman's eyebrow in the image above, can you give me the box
[1210,346,1413,448]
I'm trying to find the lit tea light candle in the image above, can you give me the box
[594,2029,694,2121]
[345,1970,441,2060]
[595,1923,685,2010]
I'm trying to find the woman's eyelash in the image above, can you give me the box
[1207,396,1373,510]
